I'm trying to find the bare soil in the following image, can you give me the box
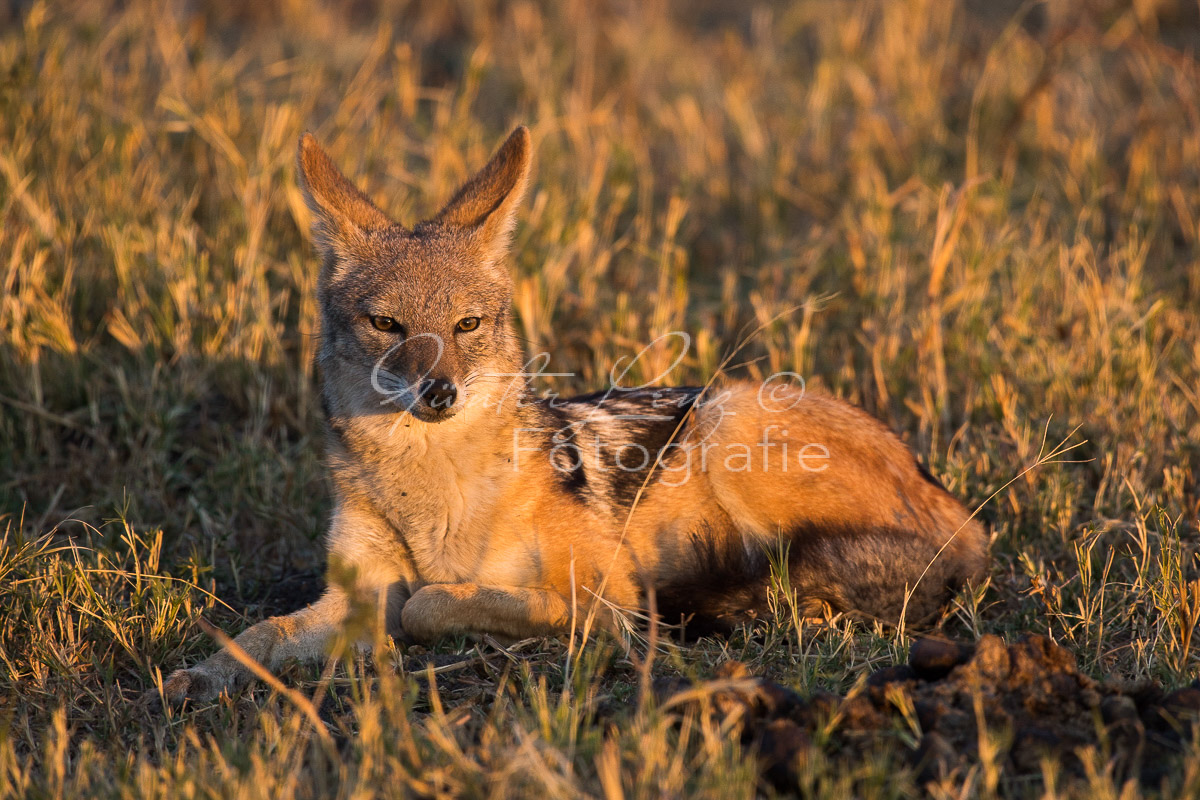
[656,635,1200,791]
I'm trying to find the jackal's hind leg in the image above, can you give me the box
[400,583,586,643]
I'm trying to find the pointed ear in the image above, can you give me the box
[296,133,393,255]
[433,126,531,263]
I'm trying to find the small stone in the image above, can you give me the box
[755,680,808,718]
[910,638,973,680]
[969,635,1011,682]
[867,664,918,687]
[913,698,943,732]
[756,718,810,790]
[1078,687,1101,710]
[837,693,888,731]
[1101,694,1138,724]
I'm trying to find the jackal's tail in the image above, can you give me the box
[654,518,987,636]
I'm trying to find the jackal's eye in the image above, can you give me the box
[370,315,403,334]
[456,316,481,332]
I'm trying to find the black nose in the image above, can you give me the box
[421,378,458,410]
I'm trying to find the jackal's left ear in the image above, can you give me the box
[434,126,531,264]
[296,133,393,258]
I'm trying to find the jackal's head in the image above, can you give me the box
[298,127,530,423]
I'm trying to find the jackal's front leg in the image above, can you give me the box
[157,499,414,705]
[400,583,583,643]
[159,581,407,705]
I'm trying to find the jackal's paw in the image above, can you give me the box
[156,666,223,707]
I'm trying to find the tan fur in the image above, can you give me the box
[159,126,988,704]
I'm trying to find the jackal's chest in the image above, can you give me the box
[343,416,535,584]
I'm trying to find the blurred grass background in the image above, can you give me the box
[1,0,1198,796]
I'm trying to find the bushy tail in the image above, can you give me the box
[785,520,987,625]
[653,517,987,636]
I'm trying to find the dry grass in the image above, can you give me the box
[1,0,1198,796]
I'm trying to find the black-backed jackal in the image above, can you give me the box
[161,126,988,703]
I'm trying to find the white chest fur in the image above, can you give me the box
[339,404,525,584]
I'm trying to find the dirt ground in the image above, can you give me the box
[656,635,1200,791]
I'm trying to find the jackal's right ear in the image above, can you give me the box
[296,134,393,256]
